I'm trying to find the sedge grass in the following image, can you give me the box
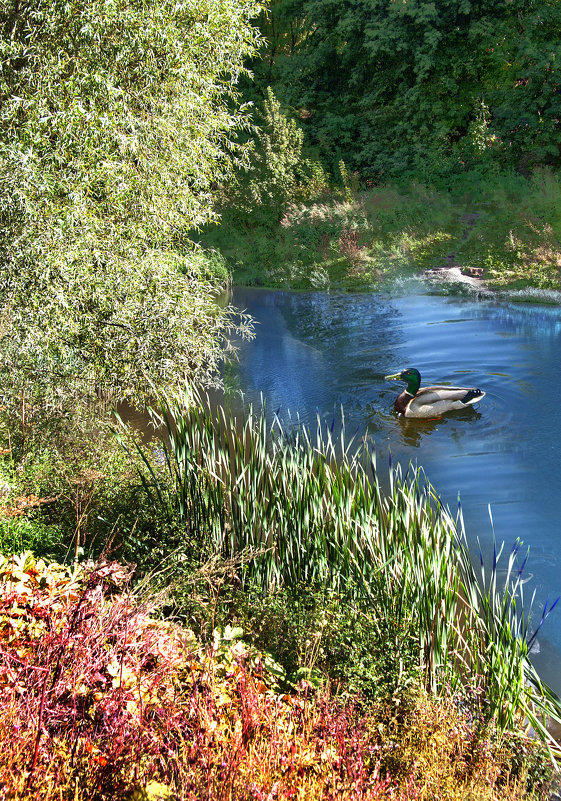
[117,386,561,758]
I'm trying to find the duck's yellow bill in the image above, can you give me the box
[384,373,401,381]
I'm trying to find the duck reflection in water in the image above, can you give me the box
[396,407,483,447]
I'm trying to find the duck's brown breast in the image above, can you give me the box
[395,391,414,415]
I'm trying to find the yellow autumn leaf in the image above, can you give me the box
[106,659,121,677]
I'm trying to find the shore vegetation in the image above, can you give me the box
[1,391,560,798]
[204,160,561,293]
[3,0,561,796]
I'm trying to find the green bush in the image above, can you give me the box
[0,516,66,560]
[214,583,419,699]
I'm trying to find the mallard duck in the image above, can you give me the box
[385,368,485,418]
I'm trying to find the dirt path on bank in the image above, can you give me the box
[423,213,491,294]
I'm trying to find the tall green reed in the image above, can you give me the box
[454,508,561,746]
[117,386,561,754]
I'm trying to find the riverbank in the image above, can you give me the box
[201,170,561,293]
[2,387,560,800]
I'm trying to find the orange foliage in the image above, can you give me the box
[0,555,550,801]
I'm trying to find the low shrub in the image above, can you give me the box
[0,553,555,800]
[205,583,419,700]
[0,513,65,560]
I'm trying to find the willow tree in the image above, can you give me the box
[0,0,263,429]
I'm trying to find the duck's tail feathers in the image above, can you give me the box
[461,389,486,405]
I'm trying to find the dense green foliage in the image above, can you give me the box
[224,87,305,227]
[0,0,261,426]
[249,0,561,179]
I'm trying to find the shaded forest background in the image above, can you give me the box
[202,0,561,293]
[241,0,561,188]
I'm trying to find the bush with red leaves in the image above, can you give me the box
[0,554,553,801]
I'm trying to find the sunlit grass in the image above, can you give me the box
[203,170,561,291]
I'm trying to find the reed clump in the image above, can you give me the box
[119,386,561,759]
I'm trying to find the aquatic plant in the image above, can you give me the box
[455,520,561,744]
[118,386,561,757]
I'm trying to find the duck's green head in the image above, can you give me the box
[384,368,421,395]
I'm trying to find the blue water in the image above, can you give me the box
[229,284,561,689]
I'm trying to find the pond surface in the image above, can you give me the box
[229,283,561,691]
